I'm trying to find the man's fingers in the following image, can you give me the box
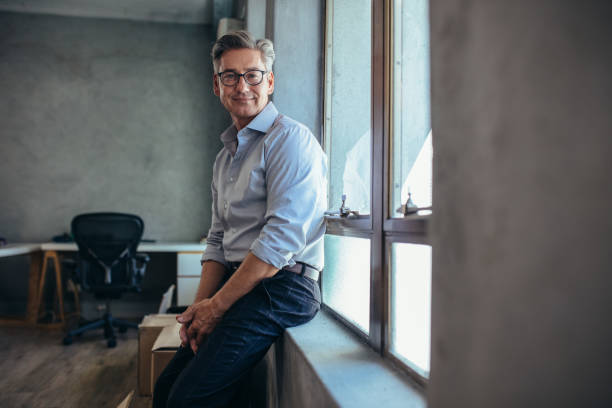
[190,337,198,354]
[177,307,194,324]
[179,323,189,347]
[187,321,199,339]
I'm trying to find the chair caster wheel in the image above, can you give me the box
[107,338,117,348]
[119,326,127,333]
[63,336,73,345]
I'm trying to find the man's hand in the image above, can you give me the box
[176,253,278,353]
[177,297,226,353]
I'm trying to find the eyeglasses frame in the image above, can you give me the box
[217,69,268,87]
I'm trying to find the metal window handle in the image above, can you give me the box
[396,192,432,216]
[325,194,361,218]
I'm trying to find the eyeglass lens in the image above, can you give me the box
[220,70,264,86]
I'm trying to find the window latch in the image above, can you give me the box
[325,194,360,218]
[396,192,432,216]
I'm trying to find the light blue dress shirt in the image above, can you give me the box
[202,102,328,271]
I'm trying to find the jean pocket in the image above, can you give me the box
[261,273,320,325]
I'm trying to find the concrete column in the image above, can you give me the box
[429,2,612,407]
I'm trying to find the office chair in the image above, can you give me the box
[63,212,149,348]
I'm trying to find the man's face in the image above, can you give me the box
[213,48,275,130]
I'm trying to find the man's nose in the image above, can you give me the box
[235,75,249,91]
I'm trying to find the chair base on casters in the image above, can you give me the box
[63,311,137,348]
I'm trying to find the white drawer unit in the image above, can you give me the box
[176,252,203,306]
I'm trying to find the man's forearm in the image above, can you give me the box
[210,252,278,314]
[194,260,227,302]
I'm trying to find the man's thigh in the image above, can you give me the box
[167,284,282,407]
[153,346,195,408]
[167,272,320,407]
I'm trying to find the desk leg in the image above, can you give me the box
[26,251,42,325]
[36,251,65,327]
[53,253,65,324]
[36,252,51,321]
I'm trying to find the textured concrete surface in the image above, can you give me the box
[0,12,228,243]
[281,312,425,408]
[0,0,215,24]
[270,0,323,142]
[429,1,612,407]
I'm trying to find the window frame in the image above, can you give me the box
[322,0,431,386]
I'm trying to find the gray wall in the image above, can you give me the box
[429,1,612,407]
[0,11,228,243]
[268,0,323,141]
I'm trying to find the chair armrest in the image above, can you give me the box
[135,253,150,264]
[131,253,150,290]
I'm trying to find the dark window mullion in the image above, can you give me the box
[384,216,430,235]
[325,216,372,233]
[370,0,386,352]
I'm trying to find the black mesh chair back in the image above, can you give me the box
[65,212,148,347]
[71,212,144,296]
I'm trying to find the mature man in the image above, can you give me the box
[153,31,327,407]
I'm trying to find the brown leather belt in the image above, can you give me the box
[227,261,319,282]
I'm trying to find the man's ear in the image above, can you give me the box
[213,74,220,96]
[267,71,275,95]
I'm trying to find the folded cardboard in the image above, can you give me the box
[116,390,134,408]
[151,322,182,393]
[138,314,178,396]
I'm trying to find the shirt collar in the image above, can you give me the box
[219,102,279,153]
[245,102,279,134]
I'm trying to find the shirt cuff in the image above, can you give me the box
[201,248,229,268]
[250,239,292,270]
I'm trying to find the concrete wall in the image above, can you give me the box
[0,11,228,243]
[245,0,266,40]
[268,0,323,141]
[429,1,612,407]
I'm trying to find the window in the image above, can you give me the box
[322,0,432,384]
[324,0,372,216]
[392,0,432,216]
[390,242,431,376]
[323,235,371,332]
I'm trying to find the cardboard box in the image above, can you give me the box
[138,314,178,396]
[116,390,134,408]
[151,323,182,393]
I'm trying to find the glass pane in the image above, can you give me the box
[325,0,372,215]
[392,0,432,217]
[390,242,431,376]
[322,235,370,333]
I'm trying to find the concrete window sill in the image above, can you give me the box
[283,311,427,407]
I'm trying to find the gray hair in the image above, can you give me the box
[211,30,275,73]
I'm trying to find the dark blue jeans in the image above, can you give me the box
[153,269,321,408]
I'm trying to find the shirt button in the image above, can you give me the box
[224,201,228,209]
[229,177,234,182]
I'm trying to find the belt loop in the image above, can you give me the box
[300,262,306,276]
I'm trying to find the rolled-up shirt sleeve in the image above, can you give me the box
[201,176,228,268]
[250,125,327,269]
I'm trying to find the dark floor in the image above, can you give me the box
[0,325,151,408]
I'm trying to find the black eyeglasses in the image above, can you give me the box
[217,69,267,86]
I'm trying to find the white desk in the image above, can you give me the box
[0,243,41,257]
[40,242,206,253]
[0,242,206,327]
